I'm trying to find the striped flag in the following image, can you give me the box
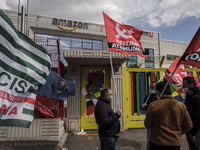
[169,84,184,102]
[0,10,51,127]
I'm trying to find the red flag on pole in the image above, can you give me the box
[165,57,200,86]
[178,27,200,68]
[103,12,147,57]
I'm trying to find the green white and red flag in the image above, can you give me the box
[0,9,51,127]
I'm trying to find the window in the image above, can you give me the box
[167,54,179,60]
[93,40,103,50]
[83,39,92,49]
[145,49,154,68]
[71,38,82,49]
[34,33,103,66]
[127,55,137,67]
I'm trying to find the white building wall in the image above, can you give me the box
[161,40,189,68]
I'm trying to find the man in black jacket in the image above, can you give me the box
[183,76,200,150]
[95,88,122,150]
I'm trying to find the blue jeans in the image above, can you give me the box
[147,128,151,150]
[99,135,116,150]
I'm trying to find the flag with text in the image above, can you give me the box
[178,27,200,68]
[103,12,147,57]
[0,9,51,127]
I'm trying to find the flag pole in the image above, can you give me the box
[158,65,179,99]
[144,74,164,104]
[109,52,120,110]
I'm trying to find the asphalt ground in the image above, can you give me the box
[0,141,58,150]
[63,128,189,150]
[0,129,189,150]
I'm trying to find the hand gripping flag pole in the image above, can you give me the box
[159,27,200,99]
[158,66,179,99]
[109,52,120,110]
[144,74,164,104]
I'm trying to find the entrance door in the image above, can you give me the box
[80,67,110,130]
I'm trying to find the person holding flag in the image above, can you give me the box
[142,81,158,150]
[144,81,192,150]
[183,76,200,150]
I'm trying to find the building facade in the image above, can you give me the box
[3,9,189,131]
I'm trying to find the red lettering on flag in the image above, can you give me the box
[8,107,17,115]
[0,104,7,114]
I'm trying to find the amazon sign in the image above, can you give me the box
[52,18,88,31]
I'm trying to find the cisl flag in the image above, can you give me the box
[0,10,51,127]
[165,57,200,86]
[178,27,200,68]
[103,12,147,57]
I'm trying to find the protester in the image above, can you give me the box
[144,81,193,150]
[95,88,122,150]
[183,76,200,150]
[141,81,158,150]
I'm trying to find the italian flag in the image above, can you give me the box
[0,9,51,127]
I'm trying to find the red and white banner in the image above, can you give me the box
[165,57,200,86]
[103,12,147,57]
[179,27,200,68]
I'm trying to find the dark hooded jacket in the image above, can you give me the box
[185,86,200,136]
[95,97,120,136]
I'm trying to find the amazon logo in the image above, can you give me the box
[52,18,88,31]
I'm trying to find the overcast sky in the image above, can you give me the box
[1,0,200,43]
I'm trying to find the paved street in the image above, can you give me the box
[0,141,58,150]
[64,128,189,150]
[0,128,189,150]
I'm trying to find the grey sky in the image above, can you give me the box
[1,0,200,42]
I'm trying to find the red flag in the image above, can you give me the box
[35,100,55,118]
[179,27,200,68]
[165,57,200,86]
[35,95,55,118]
[103,12,147,57]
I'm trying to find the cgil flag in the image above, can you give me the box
[165,57,200,86]
[178,27,200,68]
[38,70,76,101]
[0,10,51,127]
[103,12,147,57]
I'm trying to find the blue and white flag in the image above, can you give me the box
[0,9,51,127]
[39,70,76,101]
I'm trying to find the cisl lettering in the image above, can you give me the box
[0,72,33,94]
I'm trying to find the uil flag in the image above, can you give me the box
[0,10,51,127]
[178,27,200,68]
[103,12,147,57]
